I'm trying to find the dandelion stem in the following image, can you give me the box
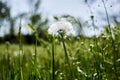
[61,34,73,79]
[51,36,55,80]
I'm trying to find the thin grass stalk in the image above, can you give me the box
[51,36,55,80]
[2,67,5,80]
[28,24,41,79]
[102,0,112,36]
[34,32,38,80]
[34,32,37,65]
[100,39,107,79]
[85,0,93,14]
[102,0,118,79]
[91,17,100,80]
[91,16,103,80]
[61,34,73,79]
[80,41,91,79]
[90,45,100,80]
[18,20,23,80]
[6,42,11,80]
[86,1,103,78]
[85,1,102,79]
[33,32,41,79]
[2,54,5,80]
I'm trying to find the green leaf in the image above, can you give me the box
[27,23,36,32]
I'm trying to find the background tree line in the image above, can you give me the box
[0,0,49,44]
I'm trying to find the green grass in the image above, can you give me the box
[0,24,120,80]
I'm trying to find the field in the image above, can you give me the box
[0,0,120,80]
[0,24,120,80]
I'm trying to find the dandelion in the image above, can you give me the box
[48,21,75,36]
[48,21,75,79]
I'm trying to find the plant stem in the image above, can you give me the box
[18,20,23,80]
[51,36,55,80]
[90,15,103,80]
[61,34,73,79]
[34,33,37,65]
[102,0,118,79]
[34,32,38,80]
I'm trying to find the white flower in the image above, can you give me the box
[48,21,75,36]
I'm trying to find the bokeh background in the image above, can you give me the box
[0,0,120,44]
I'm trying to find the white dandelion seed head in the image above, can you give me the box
[48,21,75,36]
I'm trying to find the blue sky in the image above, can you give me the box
[0,0,120,36]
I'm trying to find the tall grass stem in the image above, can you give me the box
[18,20,23,80]
[102,0,118,79]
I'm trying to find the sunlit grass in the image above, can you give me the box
[0,34,119,80]
[0,24,120,80]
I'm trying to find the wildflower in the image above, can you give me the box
[48,21,75,36]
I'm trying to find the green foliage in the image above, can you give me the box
[0,23,120,80]
[0,1,10,19]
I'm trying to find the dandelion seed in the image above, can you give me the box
[48,21,75,36]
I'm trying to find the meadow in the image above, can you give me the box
[0,23,120,80]
[0,0,120,79]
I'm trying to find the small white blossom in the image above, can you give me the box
[48,21,75,36]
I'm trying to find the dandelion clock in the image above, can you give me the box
[48,21,75,36]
